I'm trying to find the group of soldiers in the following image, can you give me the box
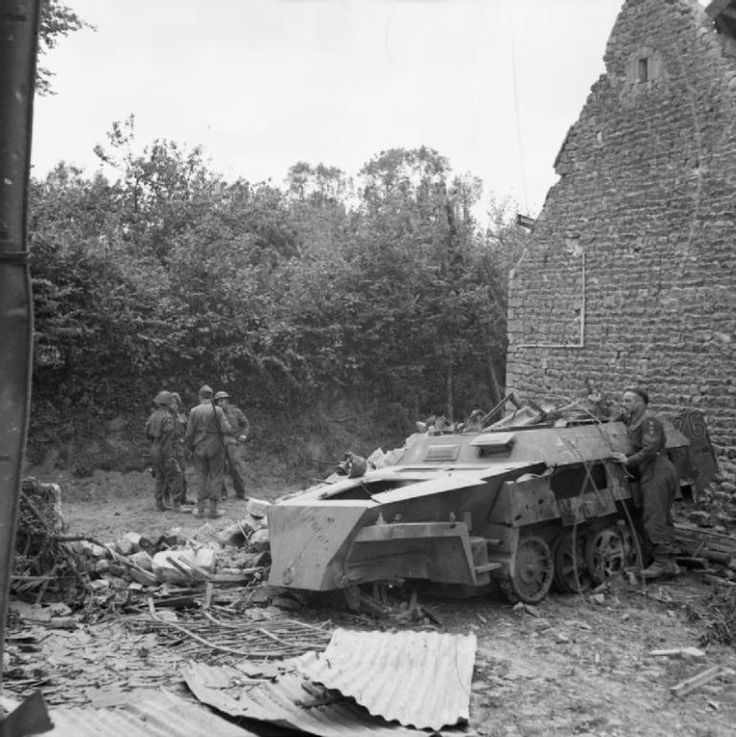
[144,384,250,519]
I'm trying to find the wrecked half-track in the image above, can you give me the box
[268,400,716,604]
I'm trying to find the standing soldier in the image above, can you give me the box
[612,386,680,579]
[185,385,232,519]
[144,391,180,512]
[213,391,251,500]
[170,392,189,505]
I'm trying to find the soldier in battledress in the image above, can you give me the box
[612,387,680,579]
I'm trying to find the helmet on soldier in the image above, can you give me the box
[198,385,213,399]
[214,391,230,401]
[153,390,173,406]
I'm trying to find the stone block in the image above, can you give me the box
[152,549,196,583]
[246,498,271,519]
[129,550,153,572]
[194,547,216,573]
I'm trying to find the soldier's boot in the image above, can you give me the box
[192,501,206,518]
[641,557,680,580]
[208,499,224,519]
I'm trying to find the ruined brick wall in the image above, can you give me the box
[506,0,736,474]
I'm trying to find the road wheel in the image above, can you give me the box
[552,530,592,594]
[585,527,625,585]
[502,535,554,604]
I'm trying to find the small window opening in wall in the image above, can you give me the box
[638,57,649,82]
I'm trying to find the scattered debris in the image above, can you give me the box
[670,665,734,698]
[12,479,274,623]
[11,478,89,605]
[676,523,736,584]
[128,610,333,663]
[649,647,706,659]
[687,585,736,646]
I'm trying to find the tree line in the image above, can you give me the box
[28,118,525,470]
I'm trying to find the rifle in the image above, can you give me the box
[211,399,227,445]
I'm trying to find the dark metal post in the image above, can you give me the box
[0,0,41,698]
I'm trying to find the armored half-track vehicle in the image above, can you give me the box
[268,400,715,604]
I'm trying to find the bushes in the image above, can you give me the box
[28,138,523,475]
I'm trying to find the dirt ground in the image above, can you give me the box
[7,470,736,736]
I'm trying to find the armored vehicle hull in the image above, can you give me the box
[268,411,712,603]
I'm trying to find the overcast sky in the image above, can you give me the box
[32,0,630,217]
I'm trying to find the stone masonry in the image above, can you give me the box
[505,0,736,475]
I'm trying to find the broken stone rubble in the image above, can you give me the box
[71,496,274,587]
[10,487,277,620]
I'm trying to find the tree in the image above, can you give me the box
[37,0,90,95]
[347,147,505,418]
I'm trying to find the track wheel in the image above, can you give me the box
[585,527,625,585]
[552,531,592,594]
[502,535,554,604]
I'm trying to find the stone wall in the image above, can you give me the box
[506,0,736,475]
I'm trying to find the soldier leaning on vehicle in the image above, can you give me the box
[611,386,680,580]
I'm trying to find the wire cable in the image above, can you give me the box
[509,6,530,214]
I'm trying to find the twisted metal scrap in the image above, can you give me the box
[11,478,90,604]
[127,610,333,664]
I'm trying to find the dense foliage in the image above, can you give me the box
[28,122,525,469]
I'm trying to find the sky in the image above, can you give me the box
[31,0,630,218]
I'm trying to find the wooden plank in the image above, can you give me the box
[671,666,726,697]
[650,647,705,659]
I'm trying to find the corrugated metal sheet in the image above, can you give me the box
[181,660,430,737]
[9,689,252,737]
[296,628,476,730]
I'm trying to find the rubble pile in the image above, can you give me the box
[11,478,87,605]
[688,586,736,646]
[10,484,276,619]
[66,498,274,619]
[683,480,736,531]
[675,519,736,585]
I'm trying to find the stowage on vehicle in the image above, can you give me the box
[267,399,714,604]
